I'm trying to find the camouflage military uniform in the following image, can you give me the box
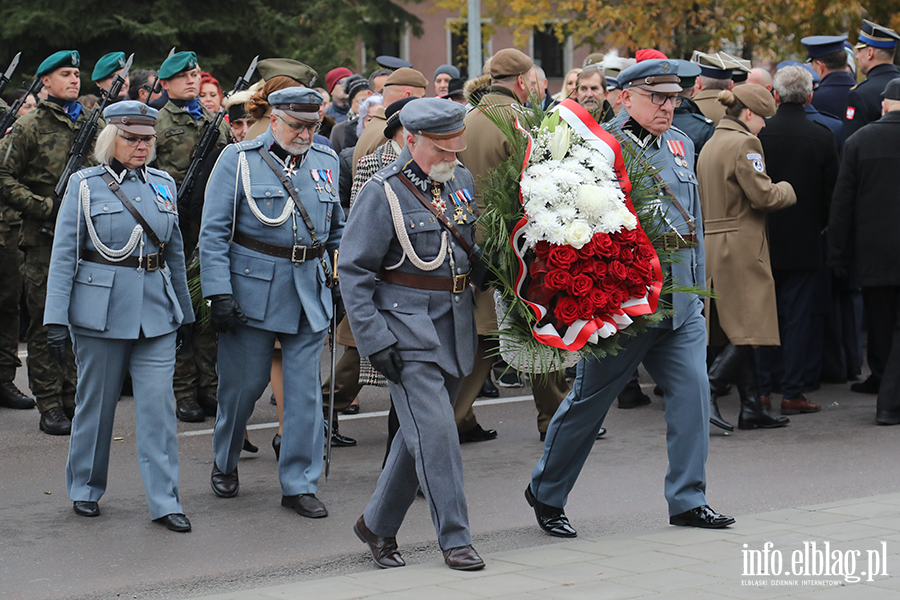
[0,206,24,383]
[152,101,228,407]
[0,100,97,413]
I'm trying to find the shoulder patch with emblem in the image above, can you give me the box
[846,106,856,120]
[165,129,185,137]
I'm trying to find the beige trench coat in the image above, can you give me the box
[696,118,796,346]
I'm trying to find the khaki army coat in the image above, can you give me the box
[696,118,796,346]
[693,88,726,127]
[350,106,387,177]
[457,88,519,334]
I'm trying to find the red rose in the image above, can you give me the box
[534,241,552,259]
[609,260,628,281]
[628,284,647,298]
[578,297,596,320]
[618,245,634,264]
[614,228,639,244]
[577,243,595,259]
[554,296,581,325]
[545,269,573,291]
[636,243,656,261]
[548,246,579,268]
[609,289,628,306]
[602,275,620,293]
[625,266,642,284]
[589,289,610,311]
[526,281,556,306]
[568,274,594,297]
[593,262,608,280]
[591,233,616,257]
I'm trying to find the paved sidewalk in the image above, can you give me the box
[189,493,900,599]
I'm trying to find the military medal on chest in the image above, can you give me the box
[449,189,469,224]
[430,181,447,213]
[310,169,324,193]
[666,139,689,168]
[283,156,299,177]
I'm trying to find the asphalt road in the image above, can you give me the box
[1,346,898,600]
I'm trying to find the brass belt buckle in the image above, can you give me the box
[146,253,160,272]
[291,245,308,263]
[452,273,468,294]
[663,233,678,252]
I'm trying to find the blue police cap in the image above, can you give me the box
[92,52,126,82]
[376,56,413,71]
[606,76,622,91]
[103,100,158,135]
[674,59,701,89]
[37,50,80,77]
[617,59,682,92]
[159,51,198,80]
[268,86,323,121]
[400,97,467,152]
[857,20,900,49]
[801,35,849,58]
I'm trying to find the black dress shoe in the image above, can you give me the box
[670,505,735,528]
[196,393,218,416]
[524,485,577,537]
[851,376,880,395]
[459,423,498,443]
[73,501,99,517]
[0,381,35,409]
[243,438,258,453]
[39,407,71,436]
[329,425,357,447]
[353,515,405,568]
[210,463,239,498]
[876,410,900,426]
[596,427,607,439]
[443,545,485,571]
[176,397,205,422]
[478,376,499,398]
[282,493,328,518]
[154,513,191,532]
[272,433,281,460]
[653,385,664,396]
[343,403,360,415]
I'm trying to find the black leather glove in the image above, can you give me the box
[369,345,404,384]
[47,324,70,368]
[331,283,346,325]
[48,196,61,221]
[175,323,193,352]
[209,294,248,334]
[832,266,849,281]
[470,245,501,292]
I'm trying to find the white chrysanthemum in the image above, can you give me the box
[523,176,558,205]
[555,203,578,222]
[529,209,561,238]
[575,184,614,220]
[564,219,593,249]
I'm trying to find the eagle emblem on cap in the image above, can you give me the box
[189,59,197,69]
[118,57,125,68]
[70,52,78,65]
[139,104,148,115]
[661,62,670,73]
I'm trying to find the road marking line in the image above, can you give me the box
[178,394,537,437]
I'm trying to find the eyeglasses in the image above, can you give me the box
[631,89,683,107]
[120,135,156,147]
[275,113,321,135]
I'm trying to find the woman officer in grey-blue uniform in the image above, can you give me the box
[44,101,194,532]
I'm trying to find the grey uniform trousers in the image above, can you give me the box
[531,302,711,516]
[364,360,472,550]
[214,319,326,496]
[66,332,183,520]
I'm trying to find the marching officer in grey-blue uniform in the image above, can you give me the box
[341,98,485,571]
[200,87,343,518]
[527,60,734,538]
[43,101,194,532]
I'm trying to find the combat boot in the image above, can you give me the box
[707,344,749,432]
[39,407,72,435]
[737,354,789,430]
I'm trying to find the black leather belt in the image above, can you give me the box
[378,268,471,293]
[233,231,325,263]
[82,248,165,271]
[654,232,697,251]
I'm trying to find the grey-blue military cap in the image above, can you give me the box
[400,97,467,152]
[617,59,682,93]
[103,100,158,135]
[268,86,323,121]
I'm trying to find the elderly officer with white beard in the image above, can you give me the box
[341,98,485,571]
[199,87,343,518]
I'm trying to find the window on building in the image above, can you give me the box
[533,25,565,78]
[448,20,491,79]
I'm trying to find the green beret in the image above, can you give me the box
[37,50,80,77]
[91,52,126,82]
[159,51,198,80]
[256,58,318,87]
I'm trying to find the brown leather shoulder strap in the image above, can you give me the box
[256,147,320,246]
[99,172,163,249]
[395,172,474,263]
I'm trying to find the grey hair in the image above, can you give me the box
[773,65,813,105]
[357,94,384,137]
[93,125,157,165]
[534,66,546,80]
